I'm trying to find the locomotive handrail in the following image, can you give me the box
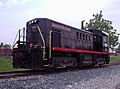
[12,30,19,48]
[13,29,23,48]
[32,26,46,59]
[49,30,53,59]
[49,30,61,59]
[12,28,26,48]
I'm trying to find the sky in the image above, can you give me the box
[0,0,120,45]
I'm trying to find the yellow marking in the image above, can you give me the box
[34,45,38,48]
[32,26,46,59]
[49,30,53,59]
[44,65,49,66]
[43,58,47,60]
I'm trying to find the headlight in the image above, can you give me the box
[104,43,108,47]
[32,21,34,24]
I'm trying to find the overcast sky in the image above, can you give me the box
[0,0,120,45]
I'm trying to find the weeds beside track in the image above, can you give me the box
[0,62,120,79]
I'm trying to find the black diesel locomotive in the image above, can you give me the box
[13,18,109,70]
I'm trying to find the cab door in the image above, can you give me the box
[52,30,61,47]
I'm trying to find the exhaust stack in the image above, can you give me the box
[81,20,85,29]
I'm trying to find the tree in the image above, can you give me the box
[85,11,119,52]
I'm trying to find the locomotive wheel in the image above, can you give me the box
[99,64,103,67]
[72,60,77,67]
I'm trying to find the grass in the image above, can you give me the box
[110,55,120,63]
[0,57,28,72]
[0,55,120,72]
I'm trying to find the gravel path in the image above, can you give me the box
[0,65,120,89]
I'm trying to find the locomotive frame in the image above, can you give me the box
[13,18,109,70]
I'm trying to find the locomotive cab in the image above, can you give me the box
[88,29,110,64]
[102,31,109,52]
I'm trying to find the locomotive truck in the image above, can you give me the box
[13,18,109,70]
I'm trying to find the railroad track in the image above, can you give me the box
[0,62,120,79]
[0,70,39,79]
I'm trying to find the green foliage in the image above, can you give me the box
[0,57,28,72]
[85,11,119,51]
[110,55,120,63]
[0,58,13,72]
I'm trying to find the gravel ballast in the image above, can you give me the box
[0,65,120,89]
